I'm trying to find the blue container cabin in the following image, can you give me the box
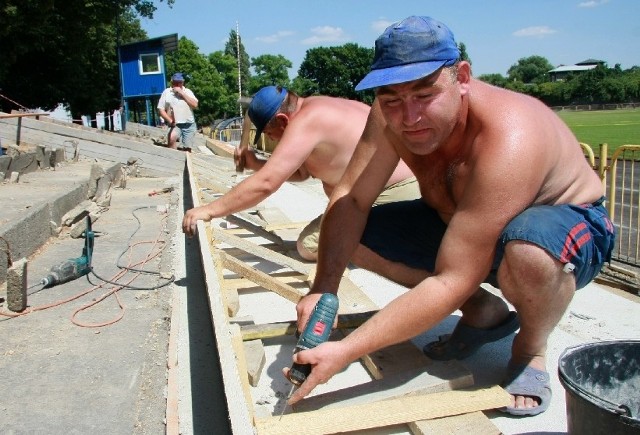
[118,34,178,126]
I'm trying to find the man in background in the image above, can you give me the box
[157,72,198,151]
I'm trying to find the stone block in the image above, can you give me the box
[7,258,28,312]
[0,155,11,174]
[7,151,39,175]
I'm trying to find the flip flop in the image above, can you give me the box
[500,364,552,416]
[423,311,519,360]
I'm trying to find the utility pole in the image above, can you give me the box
[236,21,242,117]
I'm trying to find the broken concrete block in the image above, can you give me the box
[7,258,28,312]
[93,174,113,203]
[0,155,12,174]
[61,200,100,226]
[7,152,38,175]
[9,172,19,183]
[50,221,62,236]
[95,192,111,207]
[5,144,20,158]
[70,212,98,238]
[88,164,105,198]
[51,147,66,166]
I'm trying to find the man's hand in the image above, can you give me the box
[234,146,261,172]
[182,206,215,237]
[282,341,349,405]
[295,293,325,333]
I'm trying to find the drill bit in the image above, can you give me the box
[279,383,296,420]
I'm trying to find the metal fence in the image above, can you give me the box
[599,144,640,267]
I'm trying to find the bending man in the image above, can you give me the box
[287,16,615,416]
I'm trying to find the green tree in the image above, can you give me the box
[0,0,172,116]
[208,51,243,118]
[458,42,471,64]
[165,37,229,125]
[224,29,251,98]
[477,73,508,88]
[298,43,374,102]
[507,55,554,84]
[249,54,292,94]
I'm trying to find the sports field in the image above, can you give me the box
[557,108,640,153]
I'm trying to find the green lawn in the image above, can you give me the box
[557,108,640,153]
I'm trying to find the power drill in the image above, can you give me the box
[281,292,339,419]
[39,216,95,288]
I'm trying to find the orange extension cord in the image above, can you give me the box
[0,215,170,328]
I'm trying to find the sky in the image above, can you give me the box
[140,0,639,78]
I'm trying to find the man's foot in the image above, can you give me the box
[500,363,552,416]
[423,311,519,360]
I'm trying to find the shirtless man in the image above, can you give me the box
[286,16,615,416]
[182,86,419,260]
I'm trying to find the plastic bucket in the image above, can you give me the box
[558,340,640,434]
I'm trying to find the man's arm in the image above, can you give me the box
[176,87,198,109]
[182,115,321,236]
[157,91,174,125]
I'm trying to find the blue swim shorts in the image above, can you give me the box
[360,198,616,289]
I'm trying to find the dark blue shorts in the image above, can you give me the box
[360,198,616,289]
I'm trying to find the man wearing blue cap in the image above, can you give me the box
[182,85,419,260]
[287,16,614,417]
[157,73,199,151]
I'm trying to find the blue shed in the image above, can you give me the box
[118,34,178,126]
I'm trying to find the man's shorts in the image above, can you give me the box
[298,177,420,254]
[174,122,196,149]
[360,198,616,290]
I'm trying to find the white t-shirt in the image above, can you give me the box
[157,87,197,124]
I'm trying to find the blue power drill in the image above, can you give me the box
[39,216,94,288]
[287,293,340,386]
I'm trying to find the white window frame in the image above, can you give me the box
[139,52,162,75]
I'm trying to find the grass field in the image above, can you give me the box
[557,108,640,153]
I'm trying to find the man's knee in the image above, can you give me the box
[497,241,564,295]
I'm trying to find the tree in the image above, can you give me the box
[458,42,471,65]
[0,0,172,116]
[477,73,508,88]
[224,29,251,98]
[208,51,243,118]
[249,54,292,94]
[507,55,554,84]
[298,43,374,102]
[165,37,231,125]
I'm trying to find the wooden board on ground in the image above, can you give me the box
[254,385,510,435]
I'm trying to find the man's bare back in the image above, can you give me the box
[273,95,414,197]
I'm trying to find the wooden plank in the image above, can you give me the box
[409,411,500,435]
[229,323,255,419]
[254,385,510,435]
[220,251,306,304]
[225,213,284,246]
[243,339,266,387]
[292,363,474,413]
[240,310,377,341]
[0,113,49,118]
[211,227,314,276]
[186,154,255,433]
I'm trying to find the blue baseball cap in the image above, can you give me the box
[355,16,460,91]
[171,72,185,82]
[248,86,288,144]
